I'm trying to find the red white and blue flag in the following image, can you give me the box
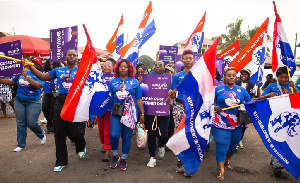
[106,14,124,60]
[61,25,112,122]
[272,1,296,76]
[216,40,240,68]
[119,1,156,65]
[229,18,269,86]
[166,37,221,175]
[245,93,300,179]
[183,11,206,54]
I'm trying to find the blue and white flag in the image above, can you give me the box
[166,37,221,175]
[119,1,155,65]
[245,93,300,179]
[272,1,296,76]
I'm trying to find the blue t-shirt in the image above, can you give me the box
[109,77,142,111]
[43,80,55,94]
[213,84,252,130]
[12,71,44,99]
[48,66,78,94]
[262,82,291,96]
[170,71,186,101]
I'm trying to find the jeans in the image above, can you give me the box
[110,115,133,159]
[144,115,169,158]
[14,97,44,148]
[211,125,243,162]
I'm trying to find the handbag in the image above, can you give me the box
[112,103,124,117]
[136,123,147,149]
[237,110,252,125]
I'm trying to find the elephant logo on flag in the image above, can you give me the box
[268,110,300,158]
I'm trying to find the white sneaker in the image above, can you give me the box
[158,147,165,159]
[239,141,244,149]
[13,147,26,152]
[78,148,86,158]
[54,166,65,172]
[40,131,46,144]
[147,157,156,168]
[40,118,47,124]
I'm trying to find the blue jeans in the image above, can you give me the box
[110,115,133,159]
[211,125,243,162]
[15,97,44,148]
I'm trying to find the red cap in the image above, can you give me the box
[31,57,42,66]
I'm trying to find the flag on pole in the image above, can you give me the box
[61,25,112,122]
[166,37,221,175]
[106,14,124,59]
[245,93,300,179]
[229,18,269,85]
[118,1,155,65]
[272,1,296,76]
[183,11,206,54]
[216,40,240,68]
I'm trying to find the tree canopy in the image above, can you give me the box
[138,55,155,69]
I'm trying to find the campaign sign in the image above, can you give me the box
[136,74,171,115]
[0,40,23,78]
[159,45,178,65]
[50,25,78,62]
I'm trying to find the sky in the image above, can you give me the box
[1,0,300,60]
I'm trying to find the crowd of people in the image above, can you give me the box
[0,49,298,181]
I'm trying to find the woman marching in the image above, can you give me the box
[213,67,252,181]
[108,59,144,171]
[259,66,298,176]
[0,57,46,152]
[23,49,86,172]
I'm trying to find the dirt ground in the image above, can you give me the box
[0,114,299,183]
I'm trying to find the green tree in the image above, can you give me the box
[212,18,271,56]
[138,55,155,69]
[212,18,248,51]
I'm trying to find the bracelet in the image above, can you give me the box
[140,113,144,116]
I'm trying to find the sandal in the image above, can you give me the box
[217,171,224,181]
[225,160,233,170]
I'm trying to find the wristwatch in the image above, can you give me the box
[140,113,144,116]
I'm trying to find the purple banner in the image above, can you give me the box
[0,40,23,78]
[136,74,171,115]
[159,45,178,65]
[50,25,78,62]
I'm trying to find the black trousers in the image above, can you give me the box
[42,93,55,131]
[53,94,86,166]
[144,115,169,158]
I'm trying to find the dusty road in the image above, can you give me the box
[0,115,299,183]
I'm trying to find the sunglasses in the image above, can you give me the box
[103,64,112,68]
[120,80,125,88]
[65,70,71,78]
[155,64,163,67]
